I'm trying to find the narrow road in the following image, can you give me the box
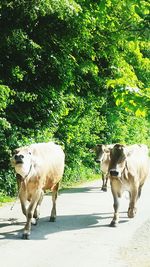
[0,177,150,267]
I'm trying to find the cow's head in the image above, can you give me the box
[11,146,32,178]
[94,144,109,163]
[109,144,127,178]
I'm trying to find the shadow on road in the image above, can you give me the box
[0,183,131,240]
[0,211,129,241]
[59,186,107,194]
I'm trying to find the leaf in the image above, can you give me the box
[135,108,146,117]
[135,5,145,18]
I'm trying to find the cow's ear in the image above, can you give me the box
[124,147,133,157]
[89,148,95,153]
[124,166,129,179]
[127,151,133,157]
[90,144,100,152]
[12,149,18,155]
[109,148,113,157]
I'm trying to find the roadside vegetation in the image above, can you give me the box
[0,0,149,201]
[0,192,14,206]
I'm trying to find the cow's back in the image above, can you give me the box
[126,145,150,183]
[30,142,65,183]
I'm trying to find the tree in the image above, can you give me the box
[0,0,149,195]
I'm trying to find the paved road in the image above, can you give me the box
[0,178,150,267]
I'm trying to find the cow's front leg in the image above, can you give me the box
[101,173,107,191]
[110,194,120,227]
[110,182,120,227]
[33,190,44,224]
[22,189,42,239]
[102,173,109,192]
[19,190,27,217]
[128,186,138,218]
[50,182,59,222]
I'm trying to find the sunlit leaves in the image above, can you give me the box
[16,91,38,102]
[38,0,82,19]
[0,85,12,111]
[11,66,27,82]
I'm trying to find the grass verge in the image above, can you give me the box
[0,167,101,205]
[0,193,15,206]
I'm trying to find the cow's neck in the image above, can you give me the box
[15,163,33,180]
[24,164,33,179]
[103,152,110,163]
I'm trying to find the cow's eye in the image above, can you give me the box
[119,156,125,163]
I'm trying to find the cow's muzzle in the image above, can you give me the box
[109,169,119,177]
[95,158,102,163]
[14,154,24,164]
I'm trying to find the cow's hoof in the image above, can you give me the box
[50,217,56,222]
[109,221,118,227]
[22,233,30,240]
[31,218,38,225]
[128,208,136,218]
[102,187,107,192]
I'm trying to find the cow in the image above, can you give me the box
[94,144,114,191]
[108,143,150,227]
[11,142,65,239]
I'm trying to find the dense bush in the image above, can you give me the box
[0,0,149,196]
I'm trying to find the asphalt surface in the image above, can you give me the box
[0,177,150,267]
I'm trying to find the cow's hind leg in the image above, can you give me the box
[50,182,59,222]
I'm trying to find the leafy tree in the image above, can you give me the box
[0,0,149,195]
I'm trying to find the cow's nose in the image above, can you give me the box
[110,170,119,177]
[14,154,24,161]
[95,159,101,163]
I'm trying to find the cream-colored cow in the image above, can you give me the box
[11,142,65,239]
[108,144,150,227]
[94,144,114,191]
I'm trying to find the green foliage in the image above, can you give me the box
[105,107,150,145]
[0,0,149,196]
[0,169,17,197]
[0,192,13,205]
[62,164,100,189]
